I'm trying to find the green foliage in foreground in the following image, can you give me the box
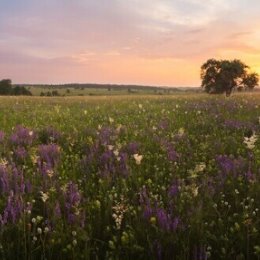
[0,94,259,260]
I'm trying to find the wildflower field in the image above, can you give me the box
[0,94,259,260]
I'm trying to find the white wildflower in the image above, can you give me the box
[244,133,258,150]
[37,227,42,235]
[112,197,128,230]
[178,128,185,136]
[133,154,143,165]
[113,150,119,157]
[0,158,8,167]
[194,162,206,173]
[46,169,54,178]
[36,215,43,222]
[107,145,114,151]
[40,191,49,203]
[191,185,199,197]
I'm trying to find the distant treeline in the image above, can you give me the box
[0,79,32,96]
[17,83,201,93]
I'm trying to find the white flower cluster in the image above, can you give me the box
[244,133,258,150]
[0,158,8,167]
[189,162,206,179]
[178,127,185,136]
[39,191,49,203]
[112,196,128,230]
[133,154,143,165]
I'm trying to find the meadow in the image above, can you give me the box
[0,93,259,260]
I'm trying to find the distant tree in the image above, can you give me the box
[51,90,60,96]
[201,59,259,95]
[12,86,32,96]
[0,79,12,95]
[0,79,32,96]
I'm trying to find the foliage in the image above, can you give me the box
[201,59,259,95]
[0,79,12,95]
[0,95,259,259]
[0,79,32,96]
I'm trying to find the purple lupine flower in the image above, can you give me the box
[140,187,180,232]
[168,182,179,197]
[64,182,84,226]
[118,152,129,177]
[139,187,153,219]
[167,147,179,162]
[54,202,61,218]
[0,165,9,194]
[158,119,169,130]
[224,119,256,131]
[98,127,114,145]
[38,144,60,170]
[2,190,23,224]
[14,146,28,161]
[245,170,255,182]
[155,207,170,231]
[160,140,179,162]
[0,131,4,142]
[11,166,25,195]
[124,142,140,155]
[10,125,34,146]
[216,155,246,178]
[171,217,180,231]
[25,180,32,193]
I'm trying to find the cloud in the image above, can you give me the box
[1,0,260,85]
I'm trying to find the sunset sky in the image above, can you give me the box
[1,0,260,86]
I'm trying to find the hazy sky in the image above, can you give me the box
[1,0,260,86]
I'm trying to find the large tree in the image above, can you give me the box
[0,79,32,96]
[201,59,259,95]
[0,79,12,95]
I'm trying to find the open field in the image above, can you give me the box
[24,85,192,96]
[0,93,259,259]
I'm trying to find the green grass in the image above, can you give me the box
[0,93,259,260]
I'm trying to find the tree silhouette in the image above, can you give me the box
[201,59,259,95]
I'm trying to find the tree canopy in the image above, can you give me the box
[0,79,32,96]
[201,59,259,95]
